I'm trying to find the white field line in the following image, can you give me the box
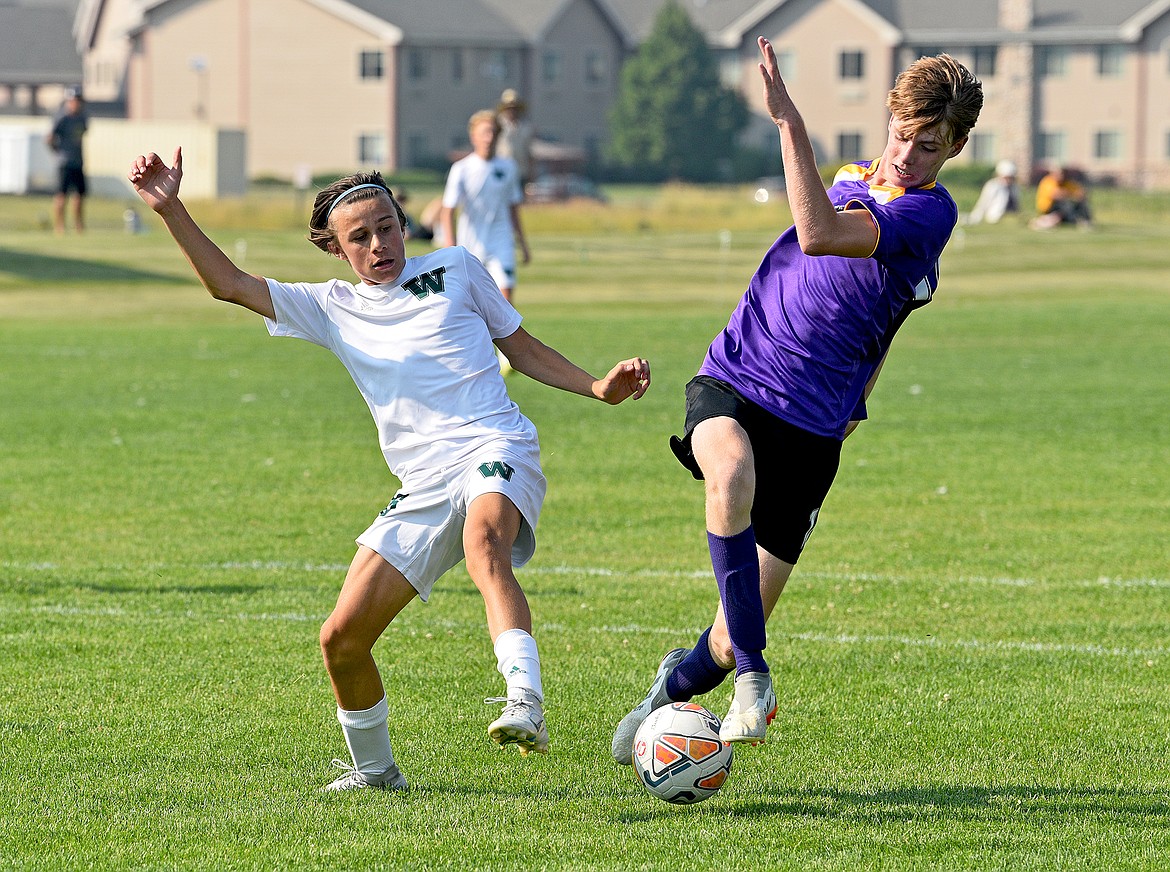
[587,625,1167,660]
[3,561,1166,661]
[2,560,1168,590]
[16,606,1161,660]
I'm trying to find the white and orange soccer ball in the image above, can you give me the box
[632,702,734,804]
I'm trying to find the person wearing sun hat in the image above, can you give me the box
[495,88,534,186]
[968,158,1020,225]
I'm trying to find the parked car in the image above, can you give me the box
[524,174,607,203]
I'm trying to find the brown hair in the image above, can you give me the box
[307,171,406,253]
[886,54,983,144]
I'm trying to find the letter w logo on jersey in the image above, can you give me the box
[402,267,447,300]
[477,461,515,481]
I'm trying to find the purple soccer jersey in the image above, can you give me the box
[699,160,959,439]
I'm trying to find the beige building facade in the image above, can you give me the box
[74,0,1170,188]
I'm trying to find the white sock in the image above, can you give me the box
[494,628,543,701]
[336,696,394,778]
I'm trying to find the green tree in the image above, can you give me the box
[606,1,749,181]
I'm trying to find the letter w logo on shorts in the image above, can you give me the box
[378,492,410,516]
[402,267,447,300]
[477,461,514,481]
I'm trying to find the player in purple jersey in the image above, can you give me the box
[612,37,983,761]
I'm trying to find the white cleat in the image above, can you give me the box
[610,647,689,765]
[487,689,549,755]
[320,758,408,793]
[719,670,777,744]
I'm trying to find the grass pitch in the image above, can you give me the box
[2,184,1169,870]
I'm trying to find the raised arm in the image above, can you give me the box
[128,147,275,319]
[757,37,877,258]
[494,327,650,404]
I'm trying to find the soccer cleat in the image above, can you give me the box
[610,647,689,766]
[486,689,549,755]
[320,758,408,793]
[719,670,777,744]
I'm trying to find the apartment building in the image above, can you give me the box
[72,0,1170,188]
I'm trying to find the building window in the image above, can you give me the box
[839,50,865,80]
[1037,130,1067,162]
[452,49,464,83]
[776,48,796,81]
[407,133,428,166]
[407,48,428,81]
[1097,45,1124,77]
[585,49,607,85]
[913,46,943,61]
[542,49,562,84]
[972,46,997,77]
[358,133,386,166]
[479,49,511,81]
[719,52,742,88]
[837,131,864,160]
[1038,46,1068,77]
[969,132,995,164]
[1094,129,1122,160]
[360,50,384,81]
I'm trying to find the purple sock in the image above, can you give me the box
[666,627,732,700]
[708,528,768,676]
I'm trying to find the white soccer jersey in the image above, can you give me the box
[263,246,535,488]
[442,153,522,268]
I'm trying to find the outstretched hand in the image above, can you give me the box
[128,147,183,212]
[757,37,797,127]
[594,357,651,404]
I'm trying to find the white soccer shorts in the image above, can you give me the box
[356,439,546,601]
[481,255,517,291]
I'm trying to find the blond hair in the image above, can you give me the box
[468,109,499,135]
[886,54,983,144]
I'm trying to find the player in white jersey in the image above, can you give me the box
[128,148,651,793]
[440,109,529,307]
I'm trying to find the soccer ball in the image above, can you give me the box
[632,702,734,804]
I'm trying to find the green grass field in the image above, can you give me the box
[2,182,1170,870]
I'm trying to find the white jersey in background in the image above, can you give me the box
[442,153,523,270]
[263,246,535,488]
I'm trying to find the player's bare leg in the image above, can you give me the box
[319,547,417,791]
[465,492,548,754]
[691,417,777,743]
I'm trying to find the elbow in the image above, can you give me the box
[206,284,235,303]
[798,232,834,257]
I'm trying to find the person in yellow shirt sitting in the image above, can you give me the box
[1030,165,1092,229]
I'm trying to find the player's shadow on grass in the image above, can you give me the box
[718,784,1170,822]
[0,247,181,287]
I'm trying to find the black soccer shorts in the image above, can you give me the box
[669,375,841,565]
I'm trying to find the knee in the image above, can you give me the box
[703,452,755,517]
[464,526,511,577]
[319,616,366,670]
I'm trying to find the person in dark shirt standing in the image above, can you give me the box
[48,89,89,234]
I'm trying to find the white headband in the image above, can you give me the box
[326,183,387,218]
